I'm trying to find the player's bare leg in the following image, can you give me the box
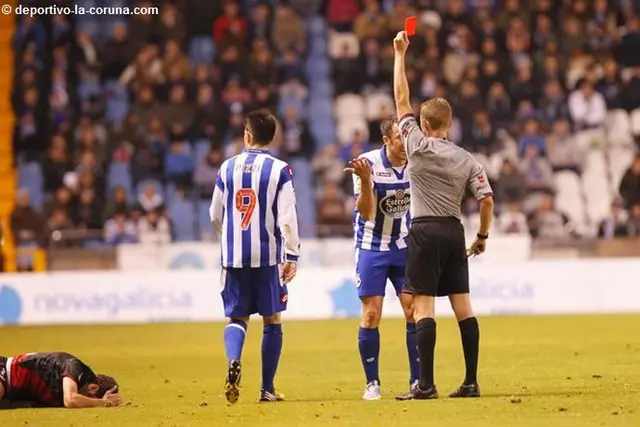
[448,293,481,398]
[399,293,419,391]
[397,295,438,400]
[260,313,284,402]
[359,296,383,400]
[224,316,249,404]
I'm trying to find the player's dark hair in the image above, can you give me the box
[380,116,398,139]
[244,109,277,146]
[95,374,118,398]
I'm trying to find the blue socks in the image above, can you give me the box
[261,324,283,393]
[224,320,247,361]
[406,322,419,384]
[358,327,380,383]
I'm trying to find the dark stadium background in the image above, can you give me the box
[2,0,640,271]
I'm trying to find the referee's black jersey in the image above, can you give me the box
[399,114,493,219]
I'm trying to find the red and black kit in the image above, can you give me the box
[0,352,97,406]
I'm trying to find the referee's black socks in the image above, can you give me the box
[459,317,479,385]
[416,317,436,389]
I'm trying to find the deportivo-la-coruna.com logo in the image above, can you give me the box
[0,284,23,325]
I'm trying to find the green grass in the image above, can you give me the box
[0,316,639,426]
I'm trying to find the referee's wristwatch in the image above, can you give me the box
[477,233,489,240]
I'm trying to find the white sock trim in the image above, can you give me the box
[226,323,246,334]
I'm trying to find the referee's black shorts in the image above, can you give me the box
[404,216,469,297]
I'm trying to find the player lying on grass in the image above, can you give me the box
[210,110,300,404]
[344,116,419,401]
[0,352,121,408]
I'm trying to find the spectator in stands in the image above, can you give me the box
[75,188,103,230]
[194,147,222,199]
[14,16,45,52]
[272,3,306,53]
[103,187,130,223]
[522,144,555,194]
[44,186,73,219]
[539,80,570,126]
[164,85,194,130]
[498,202,530,235]
[11,189,46,248]
[129,1,158,44]
[316,182,350,237]
[619,155,640,208]
[42,135,71,193]
[598,200,631,239]
[119,45,163,91]
[132,116,166,183]
[340,131,371,163]
[359,39,384,93]
[354,0,387,40]
[326,0,359,31]
[546,119,581,174]
[332,43,362,95]
[568,80,607,131]
[518,119,546,156]
[213,0,247,48]
[162,40,191,80]
[138,184,164,214]
[627,204,640,237]
[132,86,165,128]
[277,48,306,85]
[103,210,138,245]
[47,207,74,236]
[597,57,623,109]
[137,209,172,245]
[158,2,186,43]
[280,104,315,160]
[465,111,496,154]
[165,140,194,187]
[622,66,640,112]
[247,2,272,42]
[249,43,276,87]
[486,82,512,128]
[101,22,137,81]
[495,159,526,204]
[528,194,574,239]
[313,144,345,190]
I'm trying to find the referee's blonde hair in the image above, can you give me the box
[420,98,453,132]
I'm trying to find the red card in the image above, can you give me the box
[404,16,417,36]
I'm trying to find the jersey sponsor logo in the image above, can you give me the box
[376,172,391,177]
[379,189,411,218]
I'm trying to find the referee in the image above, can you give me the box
[392,31,495,401]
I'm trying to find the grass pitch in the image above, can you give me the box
[0,315,639,427]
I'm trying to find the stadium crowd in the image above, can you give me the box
[8,0,640,256]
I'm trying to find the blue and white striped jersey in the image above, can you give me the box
[352,147,411,251]
[210,148,301,268]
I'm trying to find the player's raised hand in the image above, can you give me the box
[344,158,372,182]
[467,238,487,258]
[393,31,410,54]
[102,386,122,407]
[281,261,297,284]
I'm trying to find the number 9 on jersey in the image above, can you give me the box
[235,189,257,230]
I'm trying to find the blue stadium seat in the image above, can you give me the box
[310,80,334,99]
[306,16,327,38]
[289,159,316,238]
[308,99,333,118]
[169,199,197,242]
[75,20,100,38]
[105,99,130,125]
[18,162,44,210]
[136,179,164,199]
[193,139,211,162]
[78,80,102,101]
[107,162,133,201]
[278,96,307,118]
[306,59,330,80]
[196,200,214,240]
[104,79,129,102]
[188,37,216,65]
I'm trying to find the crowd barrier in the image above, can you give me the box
[1,258,638,325]
[116,235,532,270]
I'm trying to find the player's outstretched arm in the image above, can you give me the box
[393,31,412,120]
[62,377,122,408]
[209,171,224,235]
[345,158,376,221]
